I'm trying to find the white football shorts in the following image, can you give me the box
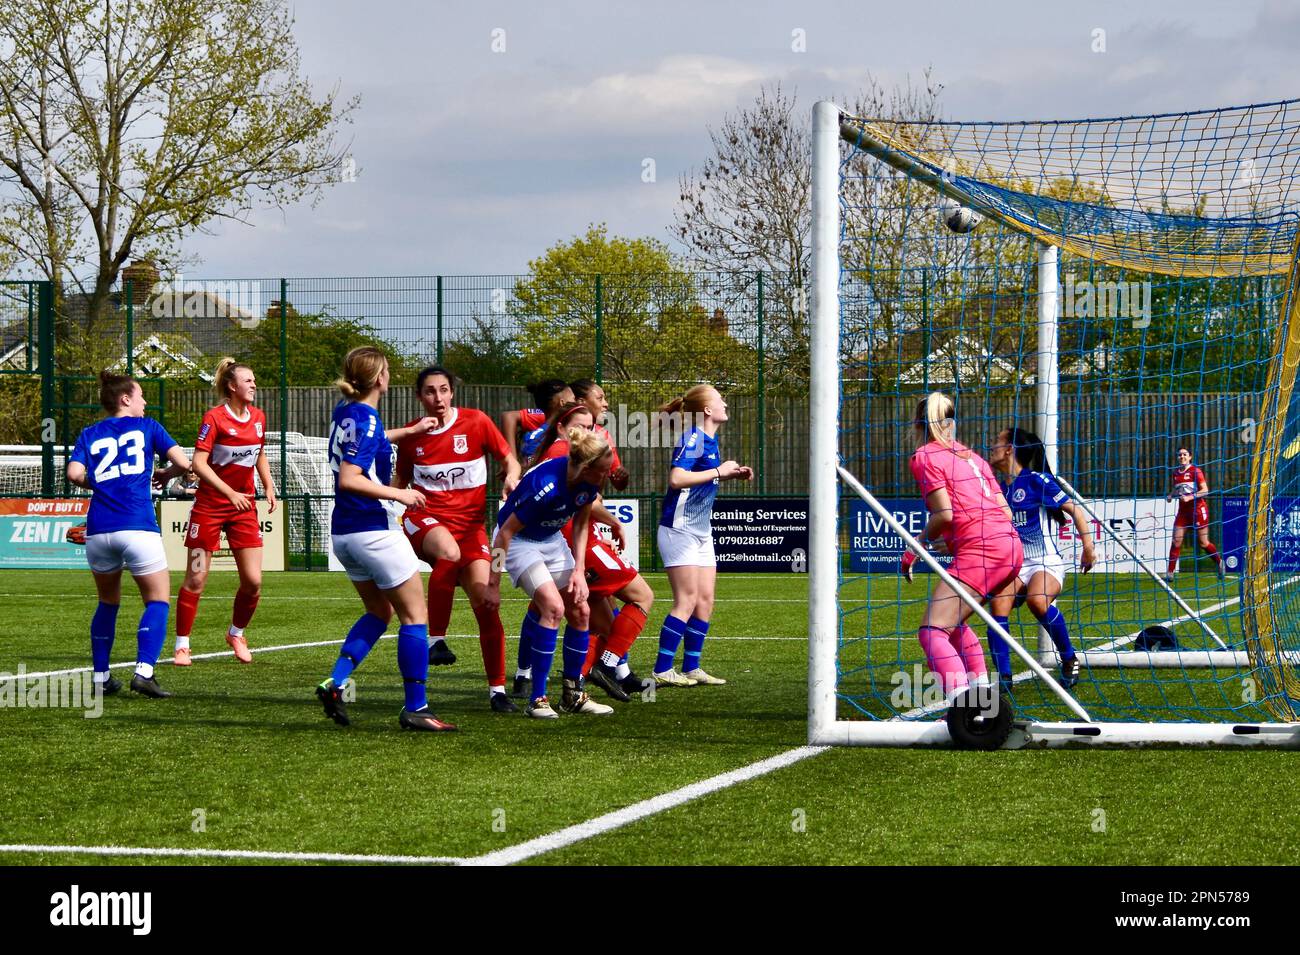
[1017,552,1070,588]
[657,525,716,569]
[504,532,574,596]
[85,530,169,577]
[332,529,421,591]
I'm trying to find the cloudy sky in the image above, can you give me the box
[181,0,1300,278]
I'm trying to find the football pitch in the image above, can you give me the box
[0,568,1297,866]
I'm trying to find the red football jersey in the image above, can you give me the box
[1172,464,1205,498]
[594,422,623,471]
[194,403,266,503]
[396,407,511,536]
[539,424,623,470]
[519,408,547,431]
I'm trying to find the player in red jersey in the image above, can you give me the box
[502,379,573,462]
[1165,447,1225,581]
[173,359,277,665]
[517,402,654,701]
[394,366,523,712]
[569,378,630,492]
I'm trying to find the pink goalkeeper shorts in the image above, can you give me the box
[949,534,1023,601]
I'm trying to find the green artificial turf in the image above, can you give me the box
[0,568,1293,865]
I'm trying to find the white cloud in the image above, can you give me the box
[541,56,768,127]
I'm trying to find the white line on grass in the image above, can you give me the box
[0,844,465,865]
[0,748,829,867]
[0,634,812,685]
[459,745,827,866]
[0,593,812,603]
[0,747,829,867]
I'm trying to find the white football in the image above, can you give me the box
[938,196,981,233]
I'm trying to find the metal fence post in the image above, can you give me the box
[757,271,766,493]
[25,283,34,370]
[279,278,289,498]
[125,281,134,375]
[436,275,444,364]
[921,269,930,394]
[304,495,313,571]
[38,281,54,496]
[594,274,603,383]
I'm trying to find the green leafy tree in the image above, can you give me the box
[442,315,530,386]
[236,308,418,387]
[0,0,357,338]
[511,225,757,406]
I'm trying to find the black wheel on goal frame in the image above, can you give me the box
[945,684,1015,751]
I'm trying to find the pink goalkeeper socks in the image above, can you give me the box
[918,625,970,698]
[955,624,988,681]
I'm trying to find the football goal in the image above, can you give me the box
[808,97,1300,747]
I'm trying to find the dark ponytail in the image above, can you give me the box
[1009,426,1065,523]
[1009,427,1050,475]
[99,370,137,413]
[527,379,570,412]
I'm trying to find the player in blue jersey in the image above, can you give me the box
[314,347,460,732]
[486,427,615,718]
[66,371,193,698]
[653,384,753,687]
[987,427,1097,691]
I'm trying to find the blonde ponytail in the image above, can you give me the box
[658,383,713,416]
[567,426,611,470]
[213,357,251,399]
[336,347,388,400]
[913,391,956,447]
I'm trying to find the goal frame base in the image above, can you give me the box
[810,719,1300,748]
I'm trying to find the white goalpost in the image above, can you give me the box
[807,99,1300,747]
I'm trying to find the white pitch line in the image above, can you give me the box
[460,745,827,866]
[0,635,376,684]
[0,844,464,865]
[0,633,818,685]
[0,593,814,604]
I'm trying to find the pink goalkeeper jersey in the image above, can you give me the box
[909,439,1017,551]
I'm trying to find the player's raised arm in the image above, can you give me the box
[155,444,193,487]
[501,409,521,454]
[1059,499,1097,571]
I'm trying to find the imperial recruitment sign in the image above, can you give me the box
[850,497,1179,573]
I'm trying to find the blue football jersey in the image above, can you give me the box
[328,401,397,535]
[70,416,177,535]
[497,456,600,542]
[659,427,721,534]
[520,425,547,459]
[1004,469,1069,561]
